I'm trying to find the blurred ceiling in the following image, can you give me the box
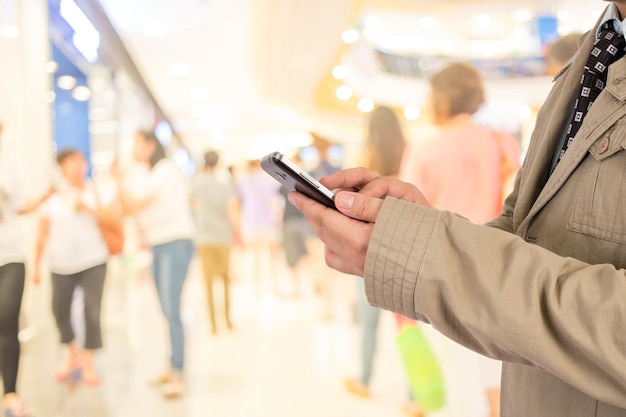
[99,0,607,159]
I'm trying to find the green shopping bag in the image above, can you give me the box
[396,324,446,413]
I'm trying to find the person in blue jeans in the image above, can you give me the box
[116,130,195,399]
[342,106,422,415]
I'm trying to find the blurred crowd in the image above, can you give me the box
[6,50,586,417]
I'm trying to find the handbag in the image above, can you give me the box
[93,182,124,255]
[396,323,446,413]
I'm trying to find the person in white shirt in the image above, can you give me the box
[116,130,194,399]
[0,121,52,417]
[33,149,113,387]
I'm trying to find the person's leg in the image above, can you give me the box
[158,239,193,398]
[358,287,380,387]
[0,263,25,407]
[199,246,218,334]
[78,263,107,385]
[346,278,380,398]
[219,247,233,329]
[51,271,81,378]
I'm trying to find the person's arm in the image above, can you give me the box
[16,186,54,215]
[111,161,155,216]
[289,168,626,409]
[33,217,50,285]
[227,196,243,246]
[118,183,153,215]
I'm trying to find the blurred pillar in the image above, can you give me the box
[0,0,53,196]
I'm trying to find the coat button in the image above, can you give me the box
[598,137,610,154]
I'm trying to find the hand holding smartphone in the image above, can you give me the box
[261,152,336,209]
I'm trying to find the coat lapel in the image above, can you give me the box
[520,33,626,227]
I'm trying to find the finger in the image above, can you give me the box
[333,191,385,223]
[289,191,372,271]
[319,168,380,191]
[359,177,430,205]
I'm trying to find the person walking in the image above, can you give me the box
[116,130,194,399]
[191,150,241,334]
[34,149,112,387]
[0,121,52,417]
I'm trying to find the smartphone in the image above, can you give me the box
[261,152,336,209]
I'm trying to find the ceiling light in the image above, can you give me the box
[556,10,571,21]
[0,25,19,38]
[72,86,91,101]
[358,98,374,113]
[419,17,436,30]
[475,14,492,27]
[364,16,380,30]
[144,22,168,38]
[168,62,189,78]
[46,91,56,103]
[189,86,208,102]
[57,75,77,90]
[335,85,353,101]
[341,29,360,44]
[513,9,533,22]
[332,65,350,80]
[404,105,421,121]
[45,61,58,74]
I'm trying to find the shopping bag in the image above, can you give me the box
[396,324,446,413]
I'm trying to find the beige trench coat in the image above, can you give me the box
[364,11,626,417]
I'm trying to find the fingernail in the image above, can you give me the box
[336,192,354,209]
[288,193,296,206]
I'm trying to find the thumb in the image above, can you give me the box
[334,191,384,223]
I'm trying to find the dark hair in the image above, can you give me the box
[430,62,485,119]
[204,150,219,168]
[137,129,166,169]
[56,148,82,165]
[366,106,406,176]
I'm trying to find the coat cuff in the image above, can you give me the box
[363,197,439,320]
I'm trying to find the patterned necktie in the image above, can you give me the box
[557,23,626,163]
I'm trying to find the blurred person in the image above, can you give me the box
[115,130,194,399]
[547,33,582,76]
[33,149,115,387]
[290,2,626,415]
[191,150,241,334]
[307,134,342,319]
[236,159,282,291]
[400,63,520,417]
[278,152,313,297]
[0,121,52,417]
[342,107,419,413]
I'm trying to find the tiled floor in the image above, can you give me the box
[14,250,412,417]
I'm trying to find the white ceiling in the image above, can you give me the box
[98,0,609,160]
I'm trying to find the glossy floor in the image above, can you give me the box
[13,250,412,417]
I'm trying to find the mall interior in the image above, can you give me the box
[0,0,612,416]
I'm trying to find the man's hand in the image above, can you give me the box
[288,168,430,276]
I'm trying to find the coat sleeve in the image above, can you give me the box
[364,197,626,408]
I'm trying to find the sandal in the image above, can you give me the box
[3,399,33,417]
[82,369,101,387]
[53,365,82,383]
[161,380,185,400]
[344,378,371,398]
[149,372,174,387]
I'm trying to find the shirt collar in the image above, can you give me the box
[598,3,626,38]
